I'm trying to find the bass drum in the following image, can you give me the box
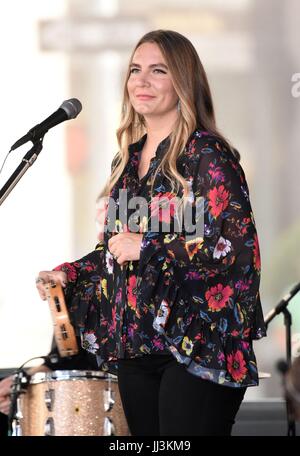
[19,370,129,436]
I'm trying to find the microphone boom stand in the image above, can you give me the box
[265,282,300,436]
[7,369,30,436]
[0,139,44,206]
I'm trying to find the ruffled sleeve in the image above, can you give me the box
[52,242,105,333]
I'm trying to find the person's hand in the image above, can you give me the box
[108,233,143,265]
[0,365,51,415]
[0,375,13,415]
[35,270,68,300]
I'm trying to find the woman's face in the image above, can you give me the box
[127,42,178,121]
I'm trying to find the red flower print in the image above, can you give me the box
[195,332,205,344]
[243,328,251,338]
[73,261,95,273]
[253,234,261,271]
[187,138,196,156]
[150,192,177,224]
[127,275,137,310]
[205,283,233,312]
[208,185,229,218]
[54,262,77,282]
[227,350,247,382]
[234,217,251,236]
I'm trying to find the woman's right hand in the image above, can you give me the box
[35,270,68,300]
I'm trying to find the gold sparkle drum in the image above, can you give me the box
[19,370,129,436]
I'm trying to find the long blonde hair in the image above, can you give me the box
[99,29,238,201]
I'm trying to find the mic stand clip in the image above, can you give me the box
[0,138,44,206]
[8,369,30,436]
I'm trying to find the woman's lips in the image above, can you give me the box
[136,95,155,100]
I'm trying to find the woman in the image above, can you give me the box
[36,30,266,436]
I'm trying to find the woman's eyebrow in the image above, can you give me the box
[130,62,168,69]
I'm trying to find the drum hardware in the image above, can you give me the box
[11,397,25,436]
[7,354,60,436]
[15,397,24,421]
[44,389,55,411]
[44,417,55,436]
[8,368,30,436]
[103,387,115,412]
[18,370,129,436]
[103,376,115,412]
[11,420,22,437]
[103,417,116,436]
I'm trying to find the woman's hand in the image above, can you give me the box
[108,232,143,265]
[35,270,68,300]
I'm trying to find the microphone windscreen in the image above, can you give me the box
[60,98,82,119]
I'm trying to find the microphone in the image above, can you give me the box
[10,98,82,151]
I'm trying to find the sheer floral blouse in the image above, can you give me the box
[54,129,266,388]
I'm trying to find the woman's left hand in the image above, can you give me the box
[108,232,144,265]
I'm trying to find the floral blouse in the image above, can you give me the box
[55,129,266,388]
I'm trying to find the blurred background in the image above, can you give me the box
[0,0,299,402]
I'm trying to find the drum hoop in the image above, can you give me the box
[29,369,117,384]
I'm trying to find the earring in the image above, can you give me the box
[177,99,181,112]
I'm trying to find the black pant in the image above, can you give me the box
[117,354,246,436]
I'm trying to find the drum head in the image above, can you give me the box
[30,369,117,384]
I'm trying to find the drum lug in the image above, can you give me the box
[44,417,55,436]
[44,389,55,411]
[10,397,24,436]
[103,388,115,412]
[103,417,116,436]
[11,420,23,436]
[15,397,24,420]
